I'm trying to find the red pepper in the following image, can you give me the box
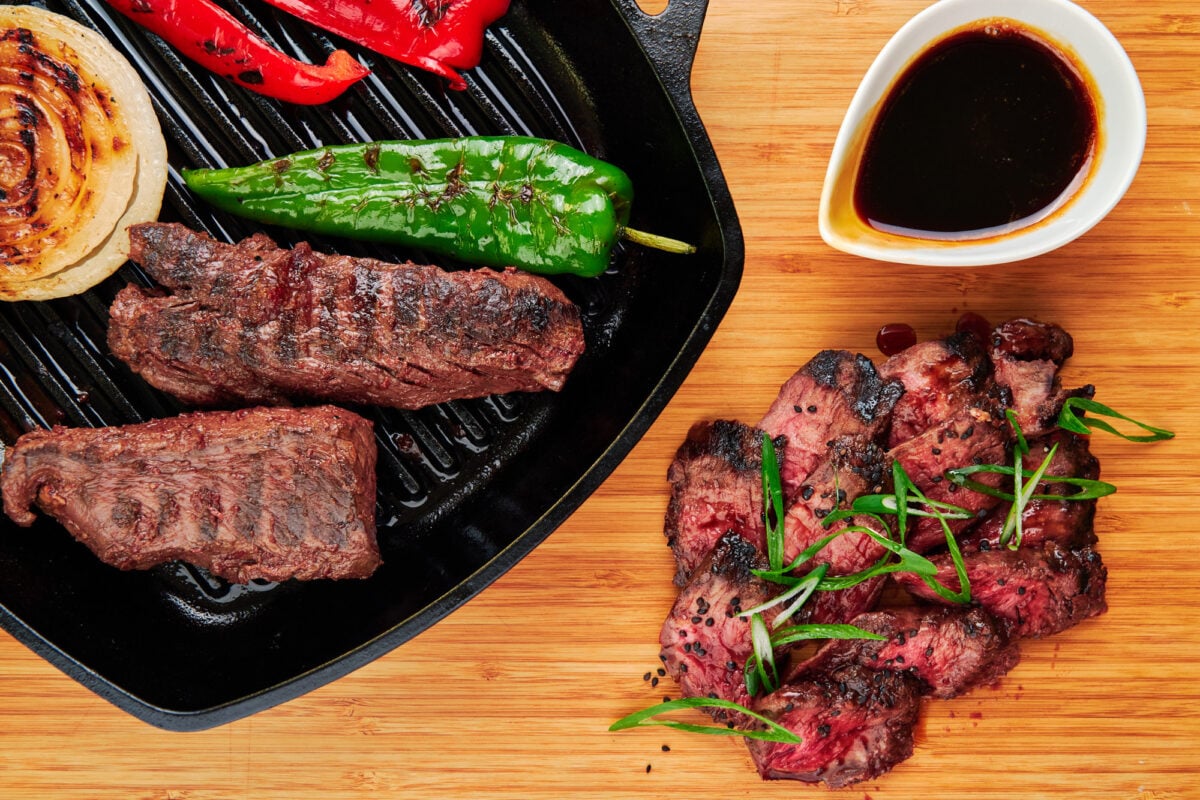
[258,0,510,90]
[106,0,370,105]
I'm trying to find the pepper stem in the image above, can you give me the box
[620,227,697,255]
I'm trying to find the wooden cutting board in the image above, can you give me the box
[1,1,1197,797]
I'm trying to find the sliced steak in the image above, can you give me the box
[759,351,902,495]
[1,405,380,583]
[989,318,1093,438]
[108,223,585,409]
[747,665,921,787]
[894,541,1107,638]
[879,331,993,447]
[787,606,1020,699]
[664,420,781,586]
[659,532,777,722]
[889,407,1011,553]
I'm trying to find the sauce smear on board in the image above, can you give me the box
[854,23,1097,240]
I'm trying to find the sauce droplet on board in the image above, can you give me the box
[854,23,1097,240]
[876,323,917,356]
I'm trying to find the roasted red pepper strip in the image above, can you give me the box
[106,0,370,104]
[259,0,510,90]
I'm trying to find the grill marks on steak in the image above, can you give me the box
[0,406,380,583]
[787,606,1020,699]
[747,666,921,787]
[107,223,585,409]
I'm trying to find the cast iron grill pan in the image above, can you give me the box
[0,0,743,729]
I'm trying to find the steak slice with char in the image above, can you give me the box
[1,405,380,583]
[659,532,777,722]
[759,351,902,495]
[747,665,921,787]
[990,318,1093,438]
[108,223,585,409]
[889,407,1011,553]
[664,420,782,586]
[786,606,1020,699]
[879,331,993,447]
[894,541,1107,639]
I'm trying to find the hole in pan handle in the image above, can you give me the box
[616,0,710,96]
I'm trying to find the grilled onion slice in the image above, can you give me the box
[0,6,167,301]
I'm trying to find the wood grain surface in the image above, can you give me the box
[2,1,1198,798]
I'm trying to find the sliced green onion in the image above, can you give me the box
[762,435,786,573]
[609,698,802,744]
[945,465,1116,501]
[740,564,830,626]
[742,622,887,696]
[1058,397,1175,443]
[1001,443,1058,549]
[749,613,778,695]
[768,623,887,648]
[1006,408,1030,455]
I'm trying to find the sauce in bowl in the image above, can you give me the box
[854,23,1097,241]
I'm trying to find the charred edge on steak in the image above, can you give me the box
[989,318,1094,438]
[748,665,922,788]
[759,350,903,495]
[787,606,1020,699]
[0,405,381,583]
[879,331,996,447]
[663,420,784,586]
[659,531,776,723]
[107,223,586,410]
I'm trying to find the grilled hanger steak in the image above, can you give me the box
[107,223,586,409]
[1,405,380,583]
[634,317,1142,786]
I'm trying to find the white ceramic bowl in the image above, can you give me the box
[818,0,1146,267]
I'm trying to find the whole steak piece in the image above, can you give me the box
[108,223,586,409]
[1,405,380,583]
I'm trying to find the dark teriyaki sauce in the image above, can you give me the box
[854,24,1097,238]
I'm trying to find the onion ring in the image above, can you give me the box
[0,6,167,301]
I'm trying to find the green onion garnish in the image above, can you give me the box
[747,612,779,695]
[762,435,786,573]
[609,697,802,744]
[944,465,1116,502]
[743,622,886,693]
[1057,397,1175,443]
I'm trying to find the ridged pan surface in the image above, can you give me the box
[0,0,742,729]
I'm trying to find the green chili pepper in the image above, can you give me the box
[181,136,695,277]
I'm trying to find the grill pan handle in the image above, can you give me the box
[617,0,710,96]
